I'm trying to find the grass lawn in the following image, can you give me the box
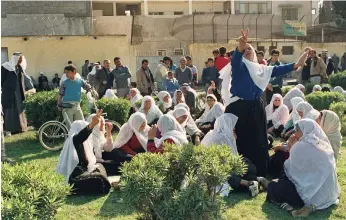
[4,131,346,220]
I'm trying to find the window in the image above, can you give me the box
[282,46,294,55]
[214,11,222,14]
[249,3,258,14]
[236,1,271,14]
[174,48,184,56]
[174,11,183,15]
[157,49,167,56]
[282,8,298,20]
[149,12,164,15]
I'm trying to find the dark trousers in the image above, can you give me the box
[267,151,289,179]
[266,87,282,105]
[267,120,285,138]
[225,99,269,176]
[228,157,257,191]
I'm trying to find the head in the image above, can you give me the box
[313,85,322,92]
[163,95,170,103]
[65,65,77,80]
[210,80,215,88]
[40,72,44,76]
[296,102,313,118]
[207,57,214,67]
[206,94,217,108]
[85,60,89,65]
[321,86,331,92]
[103,59,111,69]
[271,49,280,63]
[17,55,23,65]
[163,56,171,66]
[308,49,314,57]
[144,97,152,109]
[257,51,265,62]
[114,57,121,67]
[130,88,138,98]
[243,44,255,61]
[311,50,317,58]
[316,111,323,125]
[67,61,72,65]
[294,119,321,140]
[272,94,282,107]
[293,123,303,140]
[176,90,183,100]
[86,114,105,132]
[180,57,187,67]
[295,84,305,93]
[212,49,220,58]
[141,59,149,69]
[129,112,148,132]
[172,107,189,124]
[322,49,328,58]
[167,71,174,79]
[219,47,227,56]
[95,64,102,70]
[55,73,59,78]
[290,97,304,111]
[157,114,182,134]
[185,56,192,66]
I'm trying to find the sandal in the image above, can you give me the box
[292,205,316,217]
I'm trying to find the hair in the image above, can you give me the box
[67,61,72,64]
[257,51,265,56]
[212,49,220,54]
[64,64,76,72]
[55,73,59,75]
[85,60,89,63]
[322,86,331,92]
[180,57,187,62]
[163,56,171,61]
[114,57,121,62]
[207,57,214,62]
[142,59,149,64]
[103,59,110,64]
[167,71,173,75]
[271,49,280,56]
[185,55,192,61]
[219,47,227,55]
[131,82,137,88]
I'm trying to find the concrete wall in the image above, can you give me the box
[93,16,132,38]
[1,36,131,80]
[1,1,92,36]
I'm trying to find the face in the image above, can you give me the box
[294,130,303,140]
[130,89,137,98]
[99,118,105,131]
[271,53,279,62]
[273,97,281,107]
[168,72,174,79]
[104,60,111,69]
[298,111,304,118]
[163,95,169,103]
[207,60,214,67]
[115,59,122,67]
[177,91,183,100]
[164,59,171,66]
[66,70,76,80]
[138,122,146,131]
[316,112,322,125]
[186,58,192,66]
[207,97,216,108]
[17,55,23,65]
[211,81,215,87]
[55,74,59,78]
[213,52,219,58]
[142,62,149,69]
[243,44,254,61]
[308,50,314,57]
[86,61,90,65]
[322,52,327,58]
[144,99,151,108]
[176,115,188,124]
[180,59,186,66]
[257,54,264,62]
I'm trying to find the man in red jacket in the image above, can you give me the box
[215,47,229,71]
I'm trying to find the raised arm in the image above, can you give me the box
[271,51,309,77]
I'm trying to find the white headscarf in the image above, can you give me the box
[196,94,225,124]
[88,66,97,76]
[157,91,172,109]
[295,84,305,91]
[284,119,340,210]
[219,44,275,105]
[129,88,143,107]
[174,103,201,136]
[86,114,106,159]
[56,121,97,183]
[172,90,186,105]
[333,86,346,99]
[320,110,342,160]
[201,113,239,156]
[296,102,314,118]
[2,52,27,71]
[313,85,322,92]
[113,112,150,151]
[290,97,304,124]
[138,96,163,124]
[283,87,305,110]
[265,94,289,128]
[155,114,188,147]
[103,89,118,99]
[303,109,320,121]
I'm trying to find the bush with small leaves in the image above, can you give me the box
[121,144,246,220]
[330,102,346,135]
[282,86,294,96]
[1,163,71,220]
[306,91,344,110]
[329,70,346,89]
[97,98,131,124]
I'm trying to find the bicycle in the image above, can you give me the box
[38,102,122,151]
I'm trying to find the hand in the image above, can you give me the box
[273,144,284,152]
[106,122,113,133]
[238,28,249,52]
[288,134,299,150]
[103,81,107,85]
[294,51,309,69]
[89,109,103,129]
[267,127,274,133]
[194,136,201,145]
[148,125,158,139]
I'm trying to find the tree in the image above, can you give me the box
[332,1,346,19]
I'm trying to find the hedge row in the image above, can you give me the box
[305,91,344,111]
[330,102,346,136]
[329,70,346,89]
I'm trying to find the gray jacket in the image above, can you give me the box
[111,66,132,89]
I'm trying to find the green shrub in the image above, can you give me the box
[1,163,71,220]
[306,92,344,110]
[330,102,346,135]
[282,86,294,96]
[121,144,246,220]
[329,71,346,89]
[97,98,131,124]
[24,90,90,129]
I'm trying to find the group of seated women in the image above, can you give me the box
[56,83,341,218]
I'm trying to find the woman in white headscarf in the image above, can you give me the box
[220,28,307,176]
[281,97,304,139]
[312,84,322,92]
[267,119,340,216]
[265,94,289,137]
[112,112,150,156]
[128,88,143,111]
[319,110,342,161]
[170,103,203,145]
[303,109,320,121]
[195,94,224,134]
[157,91,173,113]
[138,96,163,125]
[202,113,265,197]
[333,86,346,100]
[172,90,185,106]
[103,89,118,100]
[282,85,305,110]
[296,101,314,118]
[147,114,188,153]
[56,112,111,195]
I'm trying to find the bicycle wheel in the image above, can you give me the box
[105,120,122,137]
[38,121,68,151]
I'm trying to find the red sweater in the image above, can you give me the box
[215,56,229,71]
[119,134,143,156]
[147,138,175,153]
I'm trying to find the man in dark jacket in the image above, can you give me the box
[265,49,284,104]
[322,49,335,76]
[95,60,112,97]
[38,72,49,91]
[302,48,313,85]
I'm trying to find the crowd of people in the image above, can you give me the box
[1,28,344,217]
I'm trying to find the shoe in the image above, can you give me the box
[257,177,270,190]
[279,203,294,212]
[248,181,259,198]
